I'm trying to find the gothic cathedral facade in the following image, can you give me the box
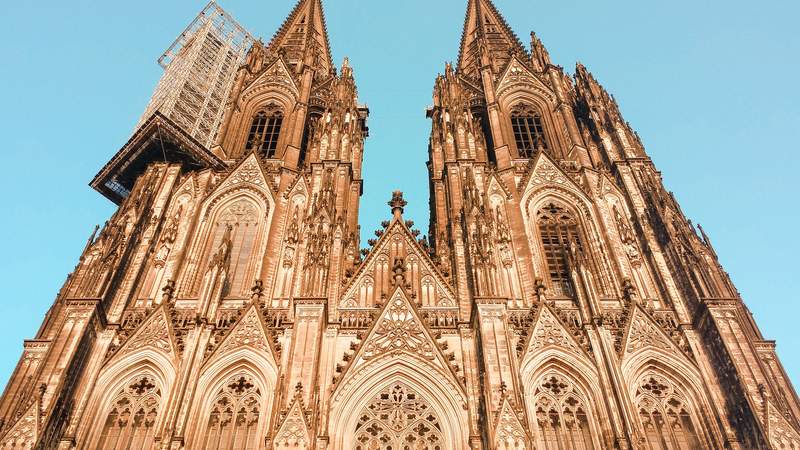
[1,1,798,449]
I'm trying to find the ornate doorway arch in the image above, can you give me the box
[328,361,469,450]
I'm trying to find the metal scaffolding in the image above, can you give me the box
[136,2,255,149]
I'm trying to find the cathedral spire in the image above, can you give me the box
[267,0,333,75]
[457,0,528,76]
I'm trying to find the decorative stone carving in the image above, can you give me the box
[623,307,673,355]
[494,396,528,450]
[361,293,435,362]
[273,386,312,450]
[210,305,275,359]
[0,401,38,449]
[109,307,174,359]
[353,383,444,449]
[524,305,583,356]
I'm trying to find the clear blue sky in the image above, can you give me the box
[1,0,797,389]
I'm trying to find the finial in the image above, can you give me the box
[388,190,407,219]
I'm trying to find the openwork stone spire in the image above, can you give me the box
[457,0,529,76]
[268,0,333,74]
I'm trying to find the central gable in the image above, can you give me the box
[333,287,465,400]
[338,218,455,310]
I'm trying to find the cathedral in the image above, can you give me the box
[2,0,799,449]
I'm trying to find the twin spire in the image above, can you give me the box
[265,0,530,78]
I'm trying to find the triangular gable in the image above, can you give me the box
[496,55,555,102]
[336,287,462,389]
[520,304,587,359]
[273,390,312,448]
[519,151,589,202]
[309,74,336,101]
[174,172,198,200]
[493,395,529,449]
[0,400,38,448]
[242,57,301,100]
[216,152,273,194]
[109,305,177,361]
[620,304,683,358]
[283,173,310,200]
[767,400,800,447]
[597,171,624,199]
[205,304,279,366]
[457,74,485,96]
[339,218,455,307]
[486,171,513,201]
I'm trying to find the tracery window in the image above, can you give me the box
[354,383,444,450]
[635,374,701,450]
[532,373,595,450]
[536,203,581,299]
[246,106,283,158]
[202,374,262,450]
[511,104,548,158]
[97,375,161,450]
[206,199,260,297]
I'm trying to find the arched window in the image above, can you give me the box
[246,106,283,158]
[354,383,445,450]
[536,203,581,299]
[206,199,260,298]
[511,104,548,158]
[202,374,261,450]
[532,373,595,450]
[97,375,161,450]
[635,374,702,450]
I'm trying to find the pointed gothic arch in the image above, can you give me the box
[181,173,275,299]
[203,195,263,298]
[329,358,469,450]
[272,182,309,305]
[520,357,606,450]
[80,353,175,449]
[623,356,722,448]
[187,353,278,450]
[226,74,297,160]
[510,103,549,158]
[523,362,605,450]
[497,74,562,159]
[522,184,618,300]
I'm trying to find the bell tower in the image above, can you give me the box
[424,0,800,449]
